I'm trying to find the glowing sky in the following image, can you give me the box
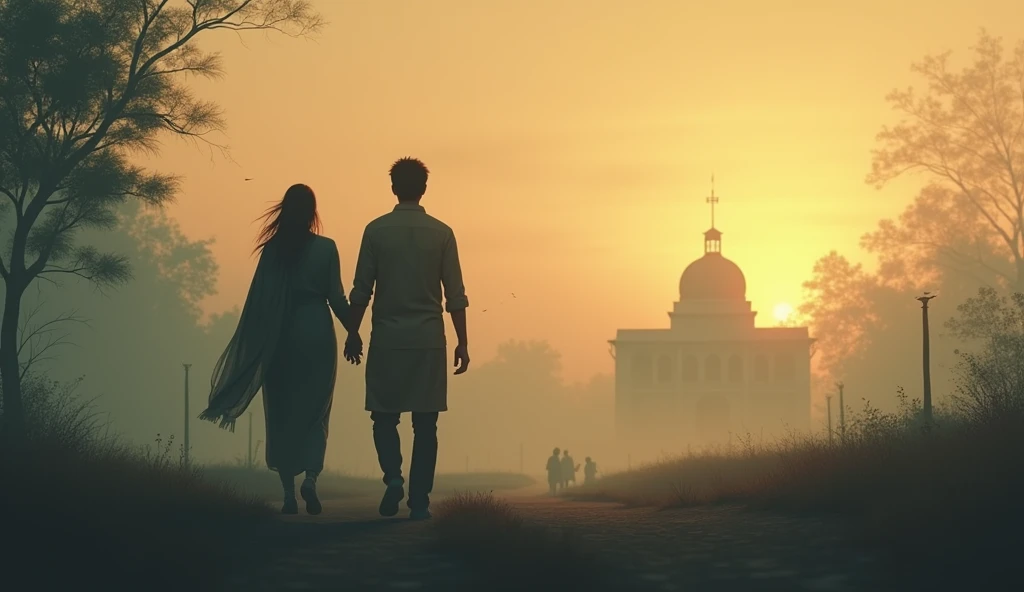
[142,0,1022,381]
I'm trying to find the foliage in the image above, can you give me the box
[1,372,273,590]
[865,29,1024,290]
[0,0,321,436]
[800,31,1024,397]
[944,285,1024,341]
[948,287,1024,422]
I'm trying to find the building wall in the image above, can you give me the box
[614,337,812,446]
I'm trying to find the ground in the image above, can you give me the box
[223,483,895,592]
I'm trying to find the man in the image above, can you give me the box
[583,456,598,485]
[346,157,470,521]
[546,448,562,495]
[561,449,579,489]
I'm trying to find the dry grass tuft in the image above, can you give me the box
[433,491,605,590]
[570,397,1024,588]
[1,375,274,592]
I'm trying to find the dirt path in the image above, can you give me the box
[223,488,893,592]
[505,493,890,592]
[222,496,475,591]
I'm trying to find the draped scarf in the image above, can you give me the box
[199,245,292,432]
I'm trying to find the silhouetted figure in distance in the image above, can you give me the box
[561,449,579,489]
[347,157,471,520]
[584,457,598,485]
[201,183,362,515]
[546,447,563,495]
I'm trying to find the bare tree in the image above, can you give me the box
[0,0,322,441]
[865,30,1024,292]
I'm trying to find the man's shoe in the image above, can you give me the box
[409,507,432,521]
[281,498,298,515]
[379,479,404,517]
[300,478,322,515]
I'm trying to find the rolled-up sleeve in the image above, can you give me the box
[349,227,376,307]
[441,229,469,312]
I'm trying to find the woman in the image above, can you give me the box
[200,184,361,515]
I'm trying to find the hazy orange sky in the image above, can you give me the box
[143,0,1021,382]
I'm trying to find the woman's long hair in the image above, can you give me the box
[254,183,322,263]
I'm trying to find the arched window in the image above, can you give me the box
[631,353,654,387]
[705,354,721,381]
[727,355,743,383]
[775,353,796,382]
[681,355,698,382]
[753,355,770,382]
[656,355,675,383]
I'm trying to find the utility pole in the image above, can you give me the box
[247,412,253,469]
[836,381,845,441]
[916,293,937,428]
[182,363,192,467]
[826,395,833,446]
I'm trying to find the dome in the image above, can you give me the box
[678,252,746,300]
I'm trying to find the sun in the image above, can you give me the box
[773,302,794,324]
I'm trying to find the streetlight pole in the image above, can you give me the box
[916,293,937,428]
[826,394,833,446]
[182,363,192,467]
[247,411,253,469]
[836,381,845,441]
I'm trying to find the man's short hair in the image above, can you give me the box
[390,157,429,195]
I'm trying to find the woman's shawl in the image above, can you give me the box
[199,245,291,432]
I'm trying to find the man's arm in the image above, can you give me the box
[441,230,469,337]
[450,309,467,347]
[348,228,376,337]
[441,229,470,373]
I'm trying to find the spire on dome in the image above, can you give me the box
[704,175,722,254]
[706,174,719,229]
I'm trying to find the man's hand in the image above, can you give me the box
[453,343,470,375]
[344,332,363,365]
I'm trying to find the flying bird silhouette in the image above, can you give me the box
[244,178,254,181]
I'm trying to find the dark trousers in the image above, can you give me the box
[370,411,439,510]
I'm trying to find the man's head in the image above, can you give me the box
[585,457,591,463]
[552,447,560,456]
[390,157,429,202]
[563,450,569,456]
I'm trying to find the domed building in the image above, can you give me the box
[609,192,813,448]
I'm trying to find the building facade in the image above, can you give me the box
[609,211,813,447]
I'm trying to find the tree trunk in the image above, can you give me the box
[0,278,26,444]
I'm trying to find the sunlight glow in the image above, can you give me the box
[773,302,794,323]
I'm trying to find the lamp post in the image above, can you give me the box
[916,293,937,428]
[826,394,833,446]
[836,381,845,441]
[247,412,253,469]
[182,363,192,467]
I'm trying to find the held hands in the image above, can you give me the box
[344,332,363,365]
[453,343,470,375]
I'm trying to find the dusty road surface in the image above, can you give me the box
[223,487,894,592]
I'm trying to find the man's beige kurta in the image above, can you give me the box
[349,203,469,413]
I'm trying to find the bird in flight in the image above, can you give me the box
[244,178,254,181]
